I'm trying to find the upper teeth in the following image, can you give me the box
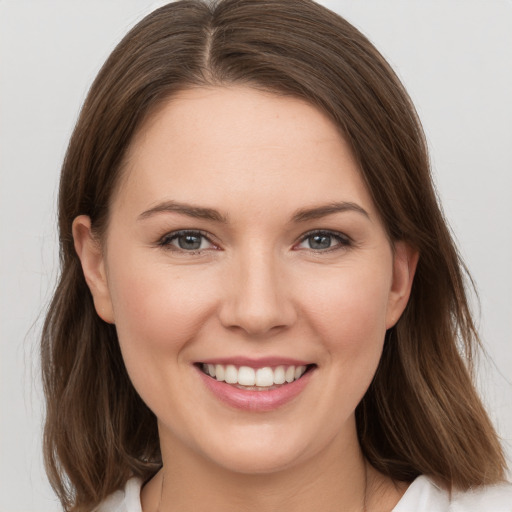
[202,364,307,387]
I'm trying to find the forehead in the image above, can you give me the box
[114,86,376,218]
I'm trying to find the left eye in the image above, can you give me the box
[296,231,350,251]
[159,231,214,251]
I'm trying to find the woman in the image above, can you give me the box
[41,0,511,511]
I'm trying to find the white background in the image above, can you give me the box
[1,1,511,510]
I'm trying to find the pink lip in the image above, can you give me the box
[196,365,315,412]
[199,356,312,368]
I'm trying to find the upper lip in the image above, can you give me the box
[198,356,314,368]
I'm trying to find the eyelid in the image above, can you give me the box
[156,228,352,253]
[294,229,352,251]
[157,229,220,252]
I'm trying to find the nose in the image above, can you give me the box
[218,249,297,337]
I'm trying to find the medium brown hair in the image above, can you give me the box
[41,0,507,510]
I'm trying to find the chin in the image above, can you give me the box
[191,421,328,476]
[207,444,307,475]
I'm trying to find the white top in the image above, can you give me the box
[95,475,512,512]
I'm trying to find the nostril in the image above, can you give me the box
[217,272,297,335]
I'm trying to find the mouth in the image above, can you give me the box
[196,362,316,391]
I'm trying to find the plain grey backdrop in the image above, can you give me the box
[1,1,511,510]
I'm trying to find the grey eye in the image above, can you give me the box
[159,230,214,251]
[308,234,333,249]
[296,230,351,251]
[176,234,203,250]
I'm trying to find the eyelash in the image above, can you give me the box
[295,230,352,252]
[156,229,352,254]
[157,230,218,254]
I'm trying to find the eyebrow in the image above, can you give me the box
[138,200,228,223]
[291,202,370,222]
[137,199,369,224]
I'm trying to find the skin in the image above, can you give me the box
[74,86,418,512]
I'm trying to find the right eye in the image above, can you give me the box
[158,230,217,253]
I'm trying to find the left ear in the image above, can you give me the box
[386,241,419,329]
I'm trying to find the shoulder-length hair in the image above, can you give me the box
[41,0,506,510]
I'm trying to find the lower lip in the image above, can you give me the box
[196,366,314,412]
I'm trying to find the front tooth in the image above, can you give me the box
[207,364,216,377]
[273,366,286,385]
[238,366,256,386]
[285,366,296,383]
[215,364,225,382]
[256,367,274,387]
[225,364,238,384]
[295,365,306,379]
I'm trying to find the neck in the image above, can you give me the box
[146,424,374,512]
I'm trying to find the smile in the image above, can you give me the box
[196,360,316,411]
[200,363,309,389]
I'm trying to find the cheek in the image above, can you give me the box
[296,264,392,426]
[106,256,218,375]
[105,256,226,422]
[297,262,391,359]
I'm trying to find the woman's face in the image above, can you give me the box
[75,86,416,474]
